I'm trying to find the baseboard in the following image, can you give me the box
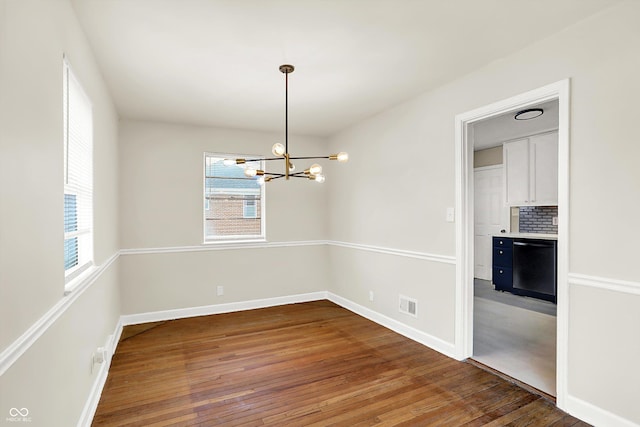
[565,394,638,427]
[327,292,459,360]
[119,291,329,326]
[77,358,110,427]
[76,318,124,427]
[119,291,461,362]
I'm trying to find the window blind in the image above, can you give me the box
[63,58,93,281]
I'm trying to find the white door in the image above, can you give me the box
[474,166,507,280]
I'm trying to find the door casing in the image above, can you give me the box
[454,79,570,409]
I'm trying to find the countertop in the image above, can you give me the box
[494,232,558,240]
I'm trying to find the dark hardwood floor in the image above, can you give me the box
[92,301,588,426]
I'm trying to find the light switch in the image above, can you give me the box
[446,207,455,223]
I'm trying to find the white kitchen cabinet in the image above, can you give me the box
[503,131,558,206]
[503,138,530,205]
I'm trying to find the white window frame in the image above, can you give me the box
[63,57,94,287]
[203,153,266,243]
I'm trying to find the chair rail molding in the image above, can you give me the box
[327,240,456,265]
[120,240,456,266]
[568,273,640,295]
[0,252,119,376]
[120,240,328,255]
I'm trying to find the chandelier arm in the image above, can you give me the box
[288,156,331,160]
[263,172,286,177]
[238,157,282,163]
[205,176,257,180]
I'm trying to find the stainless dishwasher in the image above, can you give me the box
[512,238,557,303]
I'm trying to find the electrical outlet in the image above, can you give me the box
[552,216,558,226]
[91,347,106,373]
[217,285,224,296]
[94,347,105,364]
[92,345,107,372]
[369,291,374,302]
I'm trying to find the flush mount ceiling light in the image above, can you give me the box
[514,108,544,120]
[227,64,348,184]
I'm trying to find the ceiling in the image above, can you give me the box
[472,99,559,151]
[71,0,619,137]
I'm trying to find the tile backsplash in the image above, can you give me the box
[519,206,558,234]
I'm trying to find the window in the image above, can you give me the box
[63,58,93,282]
[243,199,257,218]
[204,154,265,242]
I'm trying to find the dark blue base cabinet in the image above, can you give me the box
[492,237,513,292]
[491,236,557,304]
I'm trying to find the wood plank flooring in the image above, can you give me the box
[92,301,588,426]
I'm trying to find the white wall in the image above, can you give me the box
[327,1,640,424]
[118,120,331,315]
[0,1,120,425]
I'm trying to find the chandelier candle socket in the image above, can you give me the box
[229,64,348,184]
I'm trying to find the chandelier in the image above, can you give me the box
[226,64,348,183]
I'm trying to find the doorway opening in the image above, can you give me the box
[472,98,558,397]
[454,80,570,408]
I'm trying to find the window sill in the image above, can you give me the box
[64,264,98,296]
[202,238,266,246]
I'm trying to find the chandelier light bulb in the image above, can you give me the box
[289,162,296,172]
[336,152,349,163]
[223,158,236,166]
[309,164,323,175]
[257,176,265,185]
[244,167,257,177]
[272,143,285,156]
[314,174,326,183]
